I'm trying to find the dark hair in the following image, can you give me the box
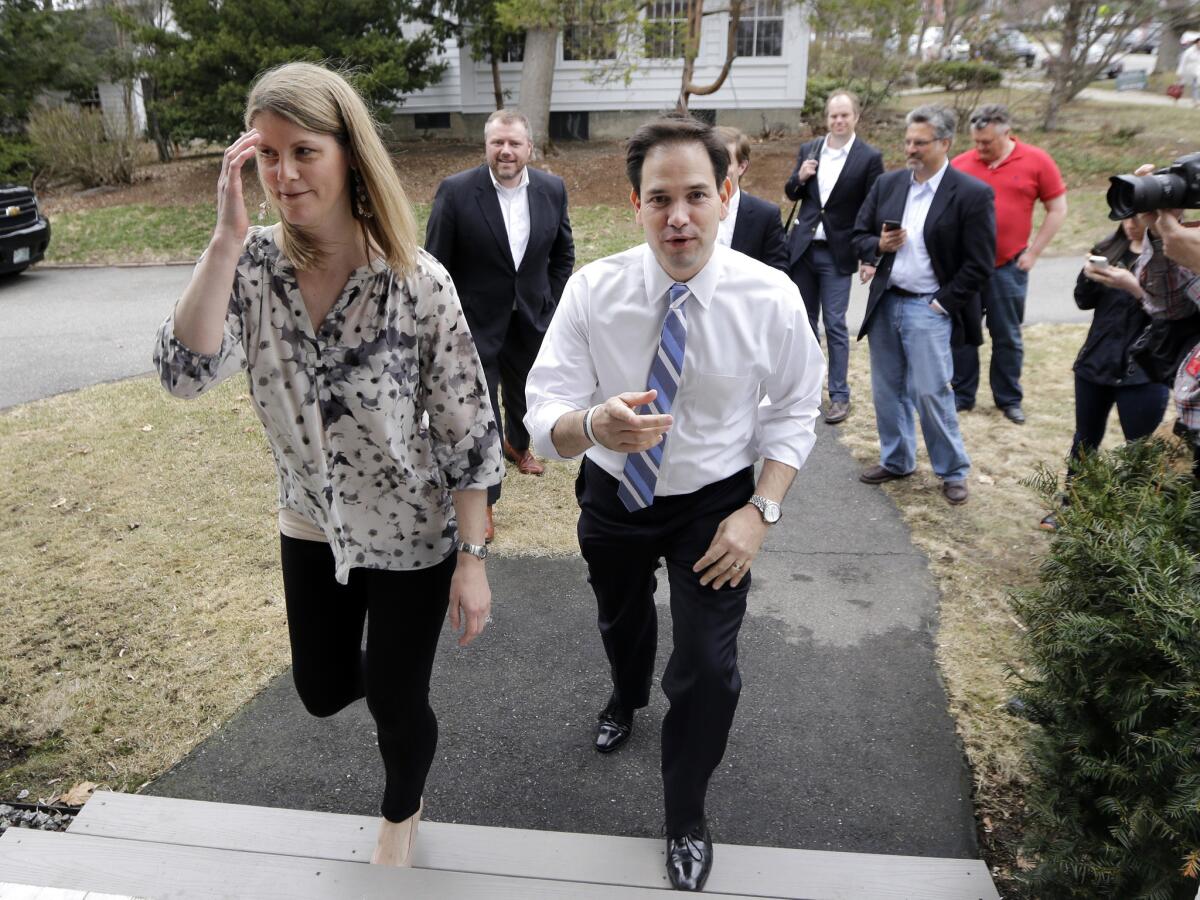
[626,114,730,196]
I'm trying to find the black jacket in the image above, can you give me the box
[730,191,788,272]
[784,136,884,275]
[1073,253,1156,386]
[851,166,995,347]
[424,164,575,363]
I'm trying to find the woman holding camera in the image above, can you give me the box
[1040,216,1168,530]
[153,62,503,864]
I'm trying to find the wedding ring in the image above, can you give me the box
[732,562,743,570]
[485,615,494,624]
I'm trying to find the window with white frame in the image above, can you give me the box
[734,0,782,57]
[497,31,524,63]
[644,0,688,59]
[563,0,616,60]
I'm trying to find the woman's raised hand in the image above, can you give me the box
[214,129,260,247]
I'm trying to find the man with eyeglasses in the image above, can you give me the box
[852,105,995,506]
[950,104,1067,423]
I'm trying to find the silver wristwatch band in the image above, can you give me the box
[458,541,488,561]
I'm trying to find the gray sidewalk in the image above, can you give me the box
[146,430,979,857]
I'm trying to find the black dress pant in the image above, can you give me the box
[576,459,754,835]
[280,535,454,823]
[482,311,546,505]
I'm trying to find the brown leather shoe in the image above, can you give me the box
[824,400,851,424]
[859,464,912,485]
[942,480,969,505]
[484,506,495,543]
[503,439,545,475]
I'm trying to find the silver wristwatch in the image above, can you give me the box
[458,541,489,561]
[747,494,782,524]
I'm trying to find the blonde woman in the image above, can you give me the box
[153,62,502,866]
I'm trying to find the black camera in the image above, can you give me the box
[1106,152,1200,220]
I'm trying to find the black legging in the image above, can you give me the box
[1069,375,1169,469]
[279,534,454,822]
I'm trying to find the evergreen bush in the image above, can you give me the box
[0,135,36,182]
[1013,439,1200,899]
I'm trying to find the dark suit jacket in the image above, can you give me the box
[730,191,788,271]
[851,165,995,347]
[784,136,884,275]
[424,164,575,363]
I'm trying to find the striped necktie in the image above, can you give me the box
[617,282,689,512]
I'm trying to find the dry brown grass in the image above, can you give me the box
[0,375,579,801]
[836,321,1181,890]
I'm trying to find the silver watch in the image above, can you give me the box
[747,494,782,525]
[458,541,489,561]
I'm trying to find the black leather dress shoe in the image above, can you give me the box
[594,697,632,754]
[1002,404,1026,425]
[666,822,713,891]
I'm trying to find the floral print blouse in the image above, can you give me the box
[154,226,503,584]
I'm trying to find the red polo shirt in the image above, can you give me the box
[951,138,1066,268]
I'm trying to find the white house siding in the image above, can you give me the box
[98,80,146,134]
[396,3,808,121]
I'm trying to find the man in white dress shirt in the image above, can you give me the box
[784,91,884,424]
[426,110,575,540]
[525,115,824,891]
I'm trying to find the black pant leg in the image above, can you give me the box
[659,471,753,836]
[498,314,545,452]
[363,555,455,822]
[576,461,660,710]
[280,535,368,717]
[1114,381,1169,441]
[1070,375,1115,463]
[481,358,503,506]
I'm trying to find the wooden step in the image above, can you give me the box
[63,791,998,899]
[0,829,696,899]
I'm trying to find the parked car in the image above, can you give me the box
[0,184,51,275]
[978,27,1037,68]
[886,26,971,62]
[1121,23,1162,55]
[1041,35,1124,80]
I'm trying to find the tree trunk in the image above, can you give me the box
[490,52,504,109]
[1041,0,1083,130]
[141,76,172,162]
[518,27,558,156]
[1158,25,1185,76]
[679,0,742,111]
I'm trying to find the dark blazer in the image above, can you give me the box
[730,191,788,271]
[851,166,995,347]
[785,136,884,274]
[424,164,575,363]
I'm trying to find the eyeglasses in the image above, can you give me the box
[904,138,936,148]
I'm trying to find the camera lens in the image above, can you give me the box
[1106,172,1188,220]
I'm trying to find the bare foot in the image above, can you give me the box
[370,801,422,866]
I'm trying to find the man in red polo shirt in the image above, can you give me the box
[950,104,1067,423]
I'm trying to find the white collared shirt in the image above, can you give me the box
[524,243,825,495]
[813,135,855,241]
[490,166,530,269]
[716,188,741,248]
[889,160,949,296]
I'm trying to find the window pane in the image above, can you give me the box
[735,19,755,56]
[756,19,782,56]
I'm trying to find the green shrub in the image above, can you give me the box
[26,105,138,188]
[0,135,36,183]
[915,60,1003,92]
[1013,439,1200,899]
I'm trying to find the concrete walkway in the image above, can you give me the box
[2,255,1100,855]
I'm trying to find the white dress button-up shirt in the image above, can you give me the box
[491,166,531,270]
[715,188,741,248]
[889,159,949,297]
[813,135,855,242]
[524,243,825,495]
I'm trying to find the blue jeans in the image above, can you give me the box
[868,291,971,482]
[791,244,852,403]
[952,258,1028,409]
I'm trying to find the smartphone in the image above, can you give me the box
[883,220,902,231]
[1087,254,1109,267]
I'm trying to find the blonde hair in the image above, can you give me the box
[245,62,418,274]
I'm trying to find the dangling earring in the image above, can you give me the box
[257,200,268,223]
[354,171,373,219]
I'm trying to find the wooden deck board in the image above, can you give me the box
[0,830,754,899]
[0,885,141,900]
[69,791,999,899]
